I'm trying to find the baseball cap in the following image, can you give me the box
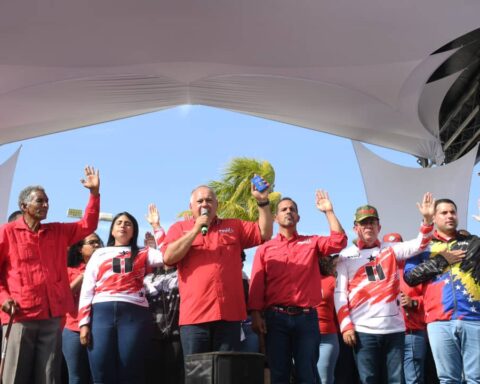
[354,205,379,222]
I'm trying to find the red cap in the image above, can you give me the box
[382,232,403,243]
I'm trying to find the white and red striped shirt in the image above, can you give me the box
[334,223,432,335]
[78,228,165,327]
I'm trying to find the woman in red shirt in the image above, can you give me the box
[62,232,103,384]
[316,254,340,384]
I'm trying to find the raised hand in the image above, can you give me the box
[251,174,270,203]
[80,166,100,196]
[146,203,161,229]
[416,192,435,224]
[315,190,333,213]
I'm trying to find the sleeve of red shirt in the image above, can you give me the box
[316,230,348,256]
[238,220,263,249]
[248,244,266,311]
[62,194,100,245]
[160,221,184,265]
[153,227,166,247]
[67,267,79,284]
[0,225,11,306]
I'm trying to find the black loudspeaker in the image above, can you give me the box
[185,352,264,384]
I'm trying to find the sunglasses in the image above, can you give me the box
[84,240,101,246]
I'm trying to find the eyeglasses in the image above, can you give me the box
[84,240,101,246]
[356,218,379,227]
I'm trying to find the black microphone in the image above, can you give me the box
[200,207,209,236]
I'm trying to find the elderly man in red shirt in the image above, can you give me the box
[249,191,347,384]
[162,179,273,356]
[0,166,100,384]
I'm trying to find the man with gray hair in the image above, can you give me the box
[0,166,100,384]
[162,178,273,356]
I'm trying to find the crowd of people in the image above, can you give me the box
[0,167,479,384]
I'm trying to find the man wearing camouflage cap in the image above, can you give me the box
[334,194,435,384]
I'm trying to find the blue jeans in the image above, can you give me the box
[354,331,404,384]
[265,309,320,384]
[180,320,241,356]
[62,328,91,384]
[87,302,152,384]
[403,330,426,384]
[427,320,480,383]
[239,320,260,353]
[317,333,339,384]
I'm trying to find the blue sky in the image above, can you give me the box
[1,106,479,273]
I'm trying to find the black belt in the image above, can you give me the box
[270,305,314,315]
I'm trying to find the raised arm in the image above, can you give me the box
[392,193,435,261]
[64,166,100,245]
[416,192,434,225]
[144,203,166,249]
[316,190,345,234]
[80,165,100,196]
[251,175,273,241]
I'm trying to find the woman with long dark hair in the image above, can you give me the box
[63,232,103,384]
[78,211,165,384]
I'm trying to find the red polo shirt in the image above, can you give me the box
[162,217,262,326]
[0,193,100,324]
[249,231,347,310]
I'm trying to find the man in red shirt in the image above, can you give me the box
[249,191,347,384]
[0,166,100,384]
[162,179,273,355]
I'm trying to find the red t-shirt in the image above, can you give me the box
[399,262,425,331]
[316,275,339,334]
[249,231,347,310]
[162,217,262,325]
[64,263,86,332]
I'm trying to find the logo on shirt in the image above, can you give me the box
[219,227,234,234]
[346,254,361,259]
[297,239,312,245]
[453,241,468,251]
[112,257,133,274]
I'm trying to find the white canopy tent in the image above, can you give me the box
[353,142,477,239]
[1,0,479,165]
[1,1,479,224]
